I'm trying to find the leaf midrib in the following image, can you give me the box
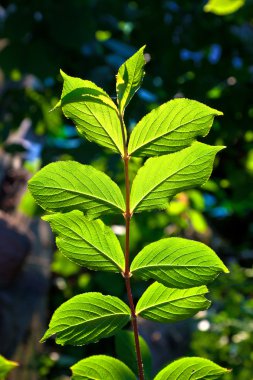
[137,292,207,315]
[56,220,124,271]
[85,102,123,155]
[131,149,211,212]
[34,183,124,212]
[130,112,213,155]
[65,100,123,156]
[132,263,220,271]
[54,311,130,333]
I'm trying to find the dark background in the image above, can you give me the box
[0,1,252,379]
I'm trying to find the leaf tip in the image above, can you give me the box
[203,4,210,13]
[41,214,52,223]
[60,69,68,79]
[223,265,230,274]
[40,328,52,343]
[50,100,61,111]
[6,359,19,369]
[39,336,47,344]
[215,145,226,153]
[136,45,146,56]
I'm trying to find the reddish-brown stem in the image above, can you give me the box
[125,273,144,380]
[119,111,145,380]
[123,155,131,274]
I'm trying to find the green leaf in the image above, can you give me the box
[71,355,136,380]
[115,330,152,379]
[188,209,208,233]
[41,293,130,345]
[130,142,224,214]
[131,237,229,288]
[128,99,222,157]
[44,210,125,272]
[28,161,125,219]
[0,355,18,380]
[204,0,245,15]
[136,282,210,323]
[58,71,124,155]
[154,357,231,380]
[116,46,146,113]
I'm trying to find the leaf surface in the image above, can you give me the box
[130,142,224,214]
[59,71,124,155]
[71,355,136,380]
[116,46,146,113]
[136,283,210,323]
[131,237,229,288]
[128,98,222,157]
[41,293,130,345]
[28,161,125,219]
[115,330,152,379]
[204,0,244,15]
[44,210,125,272]
[154,357,231,380]
[0,356,18,380]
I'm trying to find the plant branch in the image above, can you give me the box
[119,111,145,380]
[125,272,144,380]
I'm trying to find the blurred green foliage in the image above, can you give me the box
[0,1,252,379]
[191,263,253,380]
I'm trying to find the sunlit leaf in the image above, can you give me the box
[136,282,210,322]
[128,99,222,157]
[204,0,245,15]
[58,71,124,155]
[117,46,146,113]
[41,293,130,345]
[0,355,18,380]
[130,142,224,214]
[71,355,136,380]
[28,161,125,219]
[154,357,231,379]
[131,237,229,288]
[44,210,125,272]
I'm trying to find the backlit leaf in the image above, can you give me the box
[131,237,229,288]
[44,210,125,273]
[28,161,125,219]
[0,356,18,380]
[154,357,231,380]
[130,142,224,214]
[41,293,130,345]
[116,46,146,113]
[204,0,245,15]
[71,355,136,380]
[115,330,152,379]
[136,282,210,323]
[58,71,124,155]
[128,98,222,157]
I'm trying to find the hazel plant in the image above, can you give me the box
[29,47,231,380]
